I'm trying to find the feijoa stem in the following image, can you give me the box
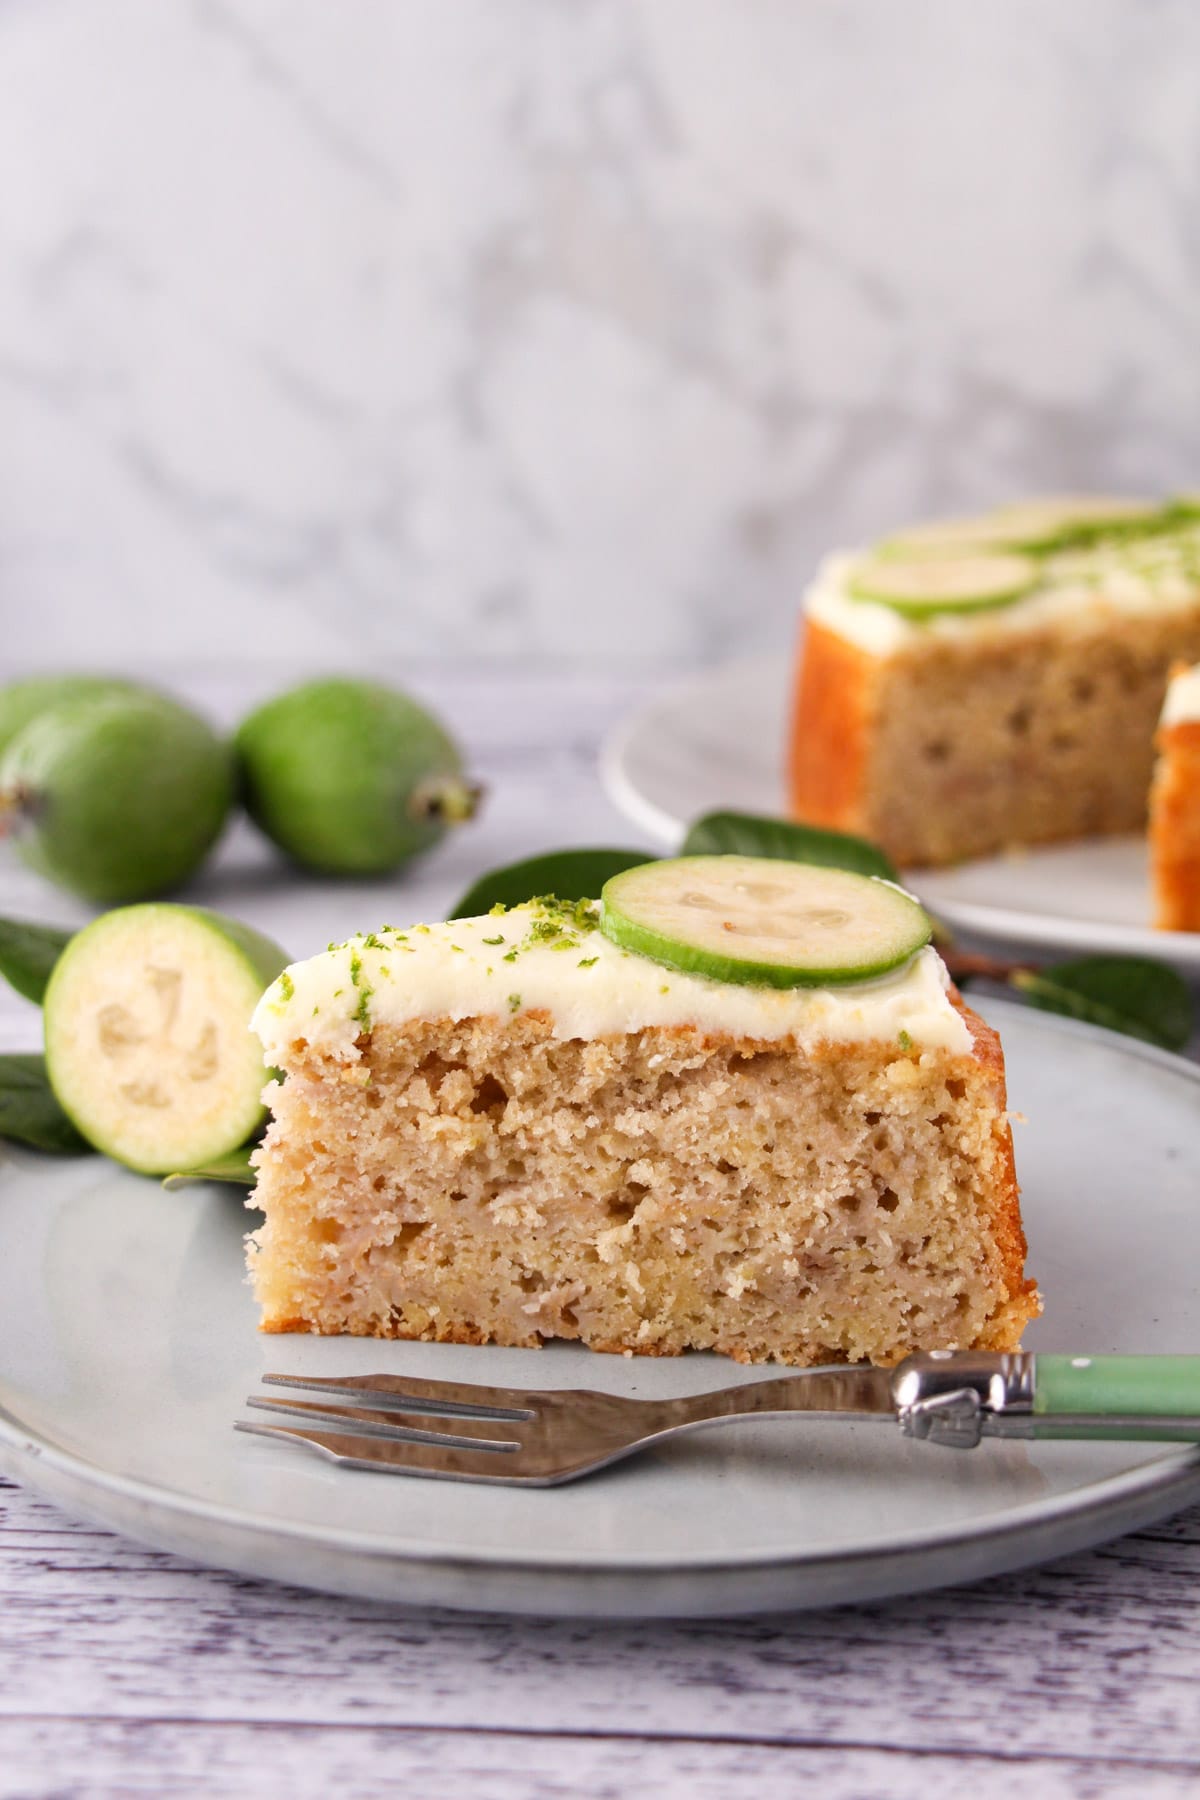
[0,782,35,839]
[942,948,1032,985]
[408,775,485,825]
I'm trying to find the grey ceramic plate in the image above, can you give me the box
[1,1000,1199,1619]
[601,655,1200,971]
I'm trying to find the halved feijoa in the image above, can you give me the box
[847,552,1037,617]
[43,904,289,1175]
[600,856,931,988]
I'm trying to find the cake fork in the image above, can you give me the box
[236,1351,1200,1487]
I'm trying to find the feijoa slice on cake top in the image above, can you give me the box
[881,496,1162,560]
[600,855,931,988]
[847,552,1038,618]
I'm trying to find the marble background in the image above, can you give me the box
[3,0,1199,672]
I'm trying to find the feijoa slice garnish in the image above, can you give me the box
[988,494,1160,549]
[847,552,1038,617]
[600,856,931,988]
[882,496,1160,559]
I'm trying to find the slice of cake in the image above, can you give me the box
[1150,662,1200,931]
[789,495,1200,868]
[247,859,1038,1367]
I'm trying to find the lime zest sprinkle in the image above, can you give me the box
[278,971,294,1002]
[579,956,598,968]
[898,1028,914,1051]
[482,935,505,946]
[349,949,373,1031]
[507,993,521,1012]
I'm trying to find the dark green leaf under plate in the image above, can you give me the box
[162,1144,258,1192]
[0,1054,91,1154]
[1012,957,1193,1054]
[0,915,74,1005]
[449,848,653,920]
[681,811,899,883]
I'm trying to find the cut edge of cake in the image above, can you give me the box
[1150,661,1200,932]
[246,905,1040,1369]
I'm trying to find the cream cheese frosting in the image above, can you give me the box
[1161,662,1200,727]
[808,527,1200,658]
[251,902,971,1062]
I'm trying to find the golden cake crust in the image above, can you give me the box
[788,618,877,838]
[1150,717,1200,931]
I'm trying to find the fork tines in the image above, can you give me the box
[235,1369,550,1486]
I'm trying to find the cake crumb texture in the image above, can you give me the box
[791,608,1200,867]
[249,1007,1038,1367]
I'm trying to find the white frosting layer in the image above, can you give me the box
[808,531,1200,659]
[252,905,972,1063]
[1161,663,1200,727]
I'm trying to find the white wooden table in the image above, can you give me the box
[2,669,1199,1799]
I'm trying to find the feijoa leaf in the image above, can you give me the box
[681,811,899,883]
[162,1144,258,1191]
[0,914,75,1005]
[449,848,653,920]
[0,1054,91,1154]
[1011,957,1193,1053]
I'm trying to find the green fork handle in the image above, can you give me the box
[1033,1354,1200,1442]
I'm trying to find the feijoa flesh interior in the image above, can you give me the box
[600,856,931,988]
[43,904,289,1175]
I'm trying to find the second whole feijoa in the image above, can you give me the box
[0,691,235,903]
[235,678,480,875]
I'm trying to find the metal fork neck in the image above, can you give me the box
[893,1351,1037,1449]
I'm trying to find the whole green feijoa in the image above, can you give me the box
[0,692,235,903]
[234,678,480,875]
[0,674,152,759]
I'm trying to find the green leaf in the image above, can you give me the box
[449,848,654,920]
[1011,957,1193,1053]
[0,1054,91,1154]
[681,810,900,882]
[0,915,74,1005]
[162,1145,258,1191]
